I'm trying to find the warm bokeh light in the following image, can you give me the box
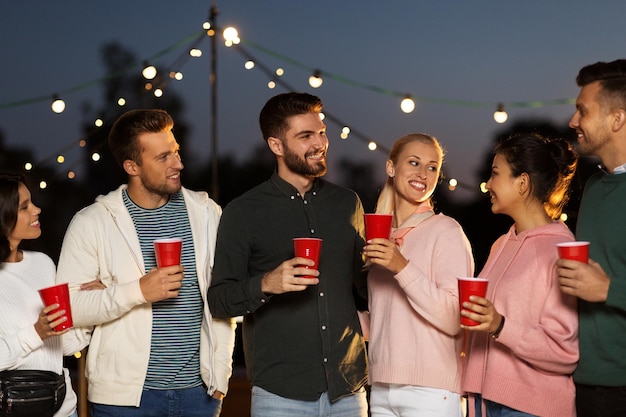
[480,182,488,193]
[117,98,126,106]
[493,103,508,123]
[24,162,33,171]
[79,139,87,147]
[308,71,323,88]
[368,141,377,151]
[67,171,75,179]
[319,112,325,121]
[560,213,568,222]
[223,26,240,46]
[39,181,47,190]
[51,97,65,113]
[275,68,284,76]
[267,81,276,89]
[173,72,183,80]
[190,48,202,57]
[154,88,163,97]
[56,155,65,164]
[202,22,211,30]
[142,64,157,80]
[94,119,103,127]
[400,96,416,113]
[244,60,255,70]
[92,152,101,162]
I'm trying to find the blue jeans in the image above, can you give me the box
[251,385,368,417]
[91,385,222,417]
[474,394,536,417]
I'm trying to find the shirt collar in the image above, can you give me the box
[270,171,322,198]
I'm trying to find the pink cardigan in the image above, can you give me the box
[462,222,578,417]
[367,212,474,393]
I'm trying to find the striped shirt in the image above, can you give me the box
[123,189,203,389]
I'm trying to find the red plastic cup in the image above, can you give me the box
[557,241,590,263]
[293,238,323,278]
[38,283,73,331]
[154,238,183,267]
[364,213,393,241]
[457,277,489,326]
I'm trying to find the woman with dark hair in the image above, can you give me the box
[461,134,579,417]
[0,173,91,417]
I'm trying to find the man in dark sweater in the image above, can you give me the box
[557,59,626,417]
[208,92,368,417]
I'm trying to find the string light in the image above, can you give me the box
[142,62,157,80]
[400,95,416,113]
[51,95,65,114]
[56,155,65,164]
[368,141,377,151]
[267,81,276,89]
[223,26,240,47]
[244,60,255,70]
[340,126,350,139]
[189,48,202,57]
[275,68,284,77]
[308,70,323,88]
[493,103,508,123]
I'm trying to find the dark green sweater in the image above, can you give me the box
[575,170,626,386]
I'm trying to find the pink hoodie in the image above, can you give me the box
[368,212,474,393]
[462,222,578,417]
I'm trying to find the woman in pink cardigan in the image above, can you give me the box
[461,133,579,417]
[363,133,474,417]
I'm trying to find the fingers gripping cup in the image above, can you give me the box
[293,238,323,279]
[557,241,590,263]
[38,283,73,331]
[364,213,393,241]
[154,238,183,267]
[457,277,489,326]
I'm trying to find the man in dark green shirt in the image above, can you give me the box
[208,92,368,416]
[557,59,626,417]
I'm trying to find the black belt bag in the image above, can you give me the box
[0,370,66,417]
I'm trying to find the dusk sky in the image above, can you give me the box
[2,1,625,201]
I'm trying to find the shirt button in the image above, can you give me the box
[313,191,317,196]
[290,196,295,200]
[310,229,315,233]
[304,200,308,205]
[319,292,324,297]
[261,299,266,303]
[321,325,327,330]
[323,358,328,363]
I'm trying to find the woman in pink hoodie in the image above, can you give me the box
[462,133,579,417]
[364,133,474,417]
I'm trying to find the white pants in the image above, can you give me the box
[370,383,463,417]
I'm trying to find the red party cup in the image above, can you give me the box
[557,241,590,263]
[293,238,323,278]
[457,277,489,326]
[38,283,73,331]
[364,213,393,241]
[154,238,183,267]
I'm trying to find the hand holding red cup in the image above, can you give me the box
[364,213,393,241]
[557,241,590,263]
[38,283,73,331]
[154,238,183,267]
[457,277,489,326]
[293,238,322,278]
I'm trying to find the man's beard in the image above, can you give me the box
[283,144,327,177]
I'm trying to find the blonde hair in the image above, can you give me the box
[375,133,444,214]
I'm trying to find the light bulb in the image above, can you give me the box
[400,96,416,113]
[142,62,157,80]
[51,95,65,113]
[493,103,508,123]
[308,70,323,88]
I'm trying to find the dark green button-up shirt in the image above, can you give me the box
[208,173,368,402]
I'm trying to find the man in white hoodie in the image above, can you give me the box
[56,109,236,417]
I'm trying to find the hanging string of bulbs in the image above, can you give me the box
[2,19,576,197]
